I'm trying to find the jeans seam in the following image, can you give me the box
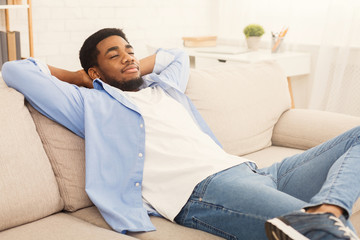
[175,201,190,224]
[322,145,355,217]
[192,216,238,240]
[278,134,360,190]
[190,199,270,221]
[324,156,346,202]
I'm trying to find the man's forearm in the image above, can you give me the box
[48,65,93,88]
[139,54,156,76]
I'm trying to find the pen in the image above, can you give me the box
[272,27,288,52]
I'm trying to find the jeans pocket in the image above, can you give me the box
[192,172,218,199]
[192,216,237,240]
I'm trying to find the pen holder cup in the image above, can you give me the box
[271,37,285,53]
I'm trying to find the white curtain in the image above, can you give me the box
[308,0,360,116]
[217,0,360,116]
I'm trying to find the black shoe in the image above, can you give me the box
[265,210,359,240]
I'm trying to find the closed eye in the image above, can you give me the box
[110,54,119,59]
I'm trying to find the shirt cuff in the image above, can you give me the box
[153,49,175,74]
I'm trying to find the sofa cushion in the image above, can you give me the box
[186,61,291,156]
[0,213,136,240]
[242,145,304,168]
[0,82,64,231]
[26,103,92,212]
[70,206,224,240]
[272,109,360,150]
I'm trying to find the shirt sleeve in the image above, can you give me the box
[2,58,85,138]
[144,48,190,93]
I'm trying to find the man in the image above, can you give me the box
[3,28,360,240]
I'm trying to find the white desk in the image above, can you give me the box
[184,48,311,108]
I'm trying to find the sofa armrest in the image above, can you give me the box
[272,109,360,150]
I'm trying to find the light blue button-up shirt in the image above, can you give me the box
[2,48,221,233]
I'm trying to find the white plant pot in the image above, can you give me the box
[246,36,261,51]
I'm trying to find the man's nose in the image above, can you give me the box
[122,53,135,64]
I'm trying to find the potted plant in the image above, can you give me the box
[243,24,265,50]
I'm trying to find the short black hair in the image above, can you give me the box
[79,28,129,74]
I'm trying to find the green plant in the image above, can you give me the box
[243,24,265,38]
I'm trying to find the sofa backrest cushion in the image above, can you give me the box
[26,103,93,212]
[0,81,64,231]
[185,61,291,156]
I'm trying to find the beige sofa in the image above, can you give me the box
[1,61,360,240]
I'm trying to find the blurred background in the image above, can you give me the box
[2,0,360,115]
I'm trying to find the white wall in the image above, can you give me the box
[4,0,218,70]
[4,0,343,110]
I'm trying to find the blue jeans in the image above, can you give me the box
[174,126,360,240]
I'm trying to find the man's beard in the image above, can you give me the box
[101,70,144,91]
[107,76,144,91]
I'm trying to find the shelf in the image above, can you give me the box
[0,5,29,9]
[0,0,33,59]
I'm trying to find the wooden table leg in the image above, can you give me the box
[28,0,34,57]
[287,77,295,108]
[189,56,196,68]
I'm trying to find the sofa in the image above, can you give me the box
[1,60,360,240]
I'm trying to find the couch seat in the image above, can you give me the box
[0,213,136,240]
[69,206,224,240]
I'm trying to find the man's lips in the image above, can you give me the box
[122,64,139,73]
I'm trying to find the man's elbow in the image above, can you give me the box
[2,59,38,88]
[2,60,19,87]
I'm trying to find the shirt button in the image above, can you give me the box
[138,153,143,157]
[140,124,144,128]
[135,182,140,187]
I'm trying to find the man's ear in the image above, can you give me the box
[88,67,101,80]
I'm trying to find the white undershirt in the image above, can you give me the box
[124,86,246,220]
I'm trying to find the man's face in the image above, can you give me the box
[91,35,143,91]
